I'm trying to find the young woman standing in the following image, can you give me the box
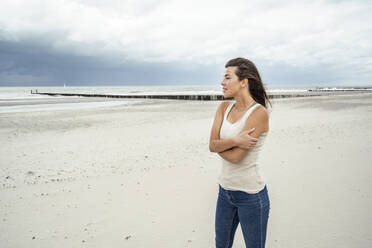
[209,57,272,248]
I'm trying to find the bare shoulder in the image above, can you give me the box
[249,104,269,124]
[217,100,232,115]
[253,104,269,117]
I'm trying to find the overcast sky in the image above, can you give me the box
[1,0,371,86]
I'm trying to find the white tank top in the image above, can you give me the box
[218,101,268,194]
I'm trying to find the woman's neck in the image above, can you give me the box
[234,96,255,111]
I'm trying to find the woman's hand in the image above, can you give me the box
[234,128,258,149]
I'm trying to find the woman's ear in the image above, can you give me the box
[240,78,249,88]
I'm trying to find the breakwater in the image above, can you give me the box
[29,91,333,101]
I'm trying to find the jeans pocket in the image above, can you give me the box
[232,191,261,208]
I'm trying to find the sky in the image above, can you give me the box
[0,0,371,86]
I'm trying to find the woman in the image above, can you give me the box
[209,57,272,248]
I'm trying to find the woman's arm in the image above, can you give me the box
[209,101,258,153]
[209,101,239,153]
[218,106,269,163]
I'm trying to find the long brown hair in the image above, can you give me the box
[225,57,271,108]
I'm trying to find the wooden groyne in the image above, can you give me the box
[30,91,325,101]
[30,89,371,101]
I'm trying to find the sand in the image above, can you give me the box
[0,93,371,247]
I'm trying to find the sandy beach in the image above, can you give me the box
[1,93,371,248]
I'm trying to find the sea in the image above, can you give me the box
[0,85,371,113]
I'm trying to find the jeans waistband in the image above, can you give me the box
[219,184,268,195]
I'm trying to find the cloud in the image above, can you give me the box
[0,0,371,85]
[0,37,222,86]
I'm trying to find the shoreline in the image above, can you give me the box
[0,91,371,114]
[29,89,372,101]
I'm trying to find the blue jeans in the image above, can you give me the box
[215,184,270,248]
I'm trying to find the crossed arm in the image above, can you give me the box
[209,101,269,164]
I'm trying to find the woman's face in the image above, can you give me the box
[221,66,242,98]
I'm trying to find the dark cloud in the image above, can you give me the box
[0,37,222,86]
[0,35,370,87]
